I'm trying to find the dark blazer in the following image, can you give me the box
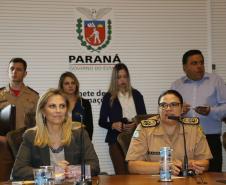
[72,98,93,140]
[98,89,146,144]
[12,129,100,180]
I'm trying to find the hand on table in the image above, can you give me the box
[171,160,182,176]
[189,160,205,175]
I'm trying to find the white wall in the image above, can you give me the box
[0,0,225,174]
[211,0,226,171]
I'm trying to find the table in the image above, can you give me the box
[95,173,226,185]
[1,173,226,185]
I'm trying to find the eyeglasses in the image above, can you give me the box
[159,102,181,110]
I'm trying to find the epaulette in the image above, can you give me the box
[27,86,39,95]
[141,115,160,127]
[0,87,7,100]
[181,117,199,125]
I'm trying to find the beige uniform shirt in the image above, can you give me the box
[126,122,212,162]
[0,84,39,129]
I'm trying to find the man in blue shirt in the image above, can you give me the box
[171,49,226,172]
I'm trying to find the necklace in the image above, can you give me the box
[49,146,64,153]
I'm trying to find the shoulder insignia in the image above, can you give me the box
[141,115,160,127]
[27,86,39,95]
[132,129,140,138]
[182,117,199,125]
[0,87,8,101]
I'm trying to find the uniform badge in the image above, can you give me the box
[181,117,199,125]
[141,115,160,127]
[149,151,160,155]
[132,130,140,138]
[0,88,8,103]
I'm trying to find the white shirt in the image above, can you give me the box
[118,91,136,121]
[49,148,65,167]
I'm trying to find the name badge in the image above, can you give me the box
[149,151,160,155]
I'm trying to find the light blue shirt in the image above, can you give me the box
[171,72,226,134]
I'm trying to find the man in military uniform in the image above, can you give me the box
[126,90,212,176]
[0,58,39,180]
[0,57,39,130]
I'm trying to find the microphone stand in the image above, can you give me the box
[178,120,195,177]
[181,122,189,177]
[168,115,195,177]
[75,114,91,185]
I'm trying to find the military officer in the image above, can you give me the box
[0,58,39,130]
[0,58,39,180]
[126,90,212,176]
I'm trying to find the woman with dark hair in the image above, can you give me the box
[126,89,212,175]
[58,72,93,140]
[12,88,99,180]
[99,63,146,174]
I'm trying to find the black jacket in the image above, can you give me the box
[12,129,100,180]
[71,98,93,140]
[99,89,146,144]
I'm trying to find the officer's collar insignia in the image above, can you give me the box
[0,88,7,101]
[141,115,160,127]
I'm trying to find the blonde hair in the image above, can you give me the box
[34,88,72,147]
[108,63,132,105]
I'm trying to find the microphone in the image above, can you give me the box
[121,117,129,124]
[121,117,131,130]
[76,99,91,185]
[168,115,197,177]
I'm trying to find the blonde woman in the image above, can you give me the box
[12,89,99,180]
[58,72,93,140]
[99,63,146,174]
